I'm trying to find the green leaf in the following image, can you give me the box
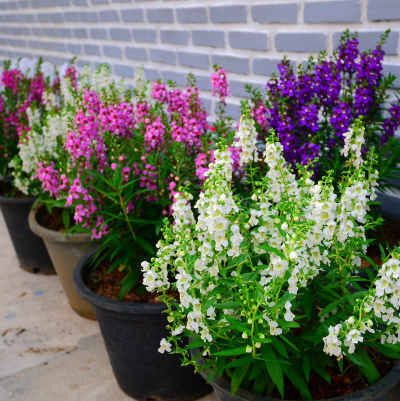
[285,365,313,401]
[62,208,70,229]
[310,362,331,384]
[241,271,258,282]
[319,298,342,318]
[202,297,216,312]
[302,289,312,318]
[303,354,310,382]
[231,362,251,395]
[249,365,263,381]
[276,319,300,328]
[216,357,226,377]
[256,244,286,260]
[261,345,284,398]
[225,315,250,333]
[277,292,295,308]
[270,337,288,359]
[365,342,400,359]
[219,278,237,287]
[136,236,154,255]
[212,347,249,357]
[226,355,254,368]
[187,338,206,349]
[345,293,356,307]
[214,302,241,309]
[347,352,365,367]
[252,370,270,395]
[379,243,386,262]
[357,348,380,384]
[280,335,300,352]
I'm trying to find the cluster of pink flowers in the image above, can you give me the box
[1,69,23,94]
[144,116,166,151]
[100,103,135,137]
[36,162,61,197]
[211,67,230,105]
[251,102,269,133]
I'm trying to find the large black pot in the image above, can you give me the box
[73,251,212,401]
[191,347,400,401]
[0,191,54,274]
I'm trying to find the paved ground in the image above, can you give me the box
[0,209,399,401]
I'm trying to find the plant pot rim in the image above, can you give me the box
[190,347,400,401]
[73,250,167,315]
[0,193,37,205]
[29,203,93,243]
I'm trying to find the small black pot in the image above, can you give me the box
[0,191,54,274]
[73,252,212,401]
[191,347,400,401]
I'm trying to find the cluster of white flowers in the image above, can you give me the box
[42,90,58,112]
[341,125,365,167]
[234,114,259,166]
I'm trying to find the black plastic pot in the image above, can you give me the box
[0,191,54,274]
[73,251,212,401]
[191,347,400,401]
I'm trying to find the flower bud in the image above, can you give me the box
[281,223,288,231]
[274,218,280,224]
[367,319,373,327]
[242,332,248,339]
[259,333,265,339]
[289,251,298,260]
[348,316,355,325]
[247,318,252,324]
[251,194,257,201]
[246,345,252,353]
[255,342,261,348]
[178,251,185,257]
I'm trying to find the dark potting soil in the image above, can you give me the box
[85,259,178,303]
[38,207,69,232]
[222,348,396,400]
[0,184,35,199]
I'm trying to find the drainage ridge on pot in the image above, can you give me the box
[0,182,54,274]
[190,346,400,401]
[29,203,98,319]
[74,250,213,401]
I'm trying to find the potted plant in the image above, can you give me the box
[245,30,400,223]
[0,57,58,274]
[39,65,235,399]
[143,115,400,400]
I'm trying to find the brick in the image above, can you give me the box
[8,1,19,8]
[121,8,143,22]
[37,13,50,22]
[81,11,98,23]
[112,0,132,2]
[103,45,122,58]
[132,29,156,43]
[177,7,207,23]
[383,64,400,88]
[18,40,27,47]
[44,28,58,37]
[147,8,174,23]
[210,5,247,23]
[212,54,249,75]
[215,102,241,120]
[178,51,209,70]
[54,42,67,52]
[68,43,82,54]
[192,30,225,48]
[57,0,71,5]
[162,71,187,86]
[125,46,147,60]
[193,74,211,91]
[230,80,264,98]
[253,57,296,76]
[91,0,108,3]
[161,30,189,45]
[42,0,56,6]
[65,11,80,22]
[84,44,100,55]
[368,0,400,21]
[114,64,134,78]
[229,31,268,51]
[144,68,160,82]
[150,49,176,65]
[252,4,298,24]
[50,13,63,23]
[333,31,398,55]
[275,33,326,53]
[47,56,61,65]
[73,28,88,38]
[100,10,119,22]
[110,28,131,42]
[90,28,107,40]
[304,1,360,23]
[58,28,72,38]
[31,0,42,7]
[25,14,36,23]
[77,60,92,68]
[72,0,87,5]
[31,28,43,36]
[19,1,29,8]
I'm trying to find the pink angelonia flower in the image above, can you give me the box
[195,151,214,181]
[111,163,117,170]
[211,68,230,105]
[122,167,131,183]
[36,162,61,197]
[144,116,165,150]
[126,200,134,214]
[151,81,169,103]
[251,102,269,133]
[74,204,86,223]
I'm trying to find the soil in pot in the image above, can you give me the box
[0,182,54,274]
[38,206,69,232]
[218,348,397,400]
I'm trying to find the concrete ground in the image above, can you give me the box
[0,209,399,401]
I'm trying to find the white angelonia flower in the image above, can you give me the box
[284,301,295,322]
[172,326,184,336]
[234,114,259,166]
[268,320,282,336]
[172,192,195,227]
[19,57,37,78]
[133,66,148,96]
[60,76,76,106]
[344,329,363,354]
[323,324,343,358]
[41,61,56,85]
[26,107,41,128]
[158,338,172,354]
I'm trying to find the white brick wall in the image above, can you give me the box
[0,0,400,117]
